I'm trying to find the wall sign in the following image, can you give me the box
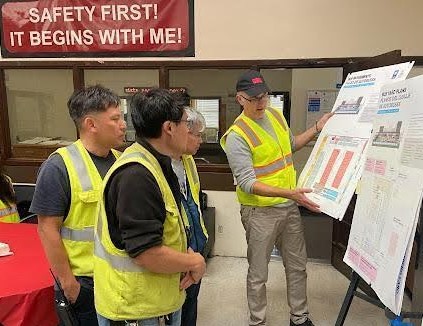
[123,87,187,94]
[0,0,194,57]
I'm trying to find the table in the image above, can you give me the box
[0,223,58,326]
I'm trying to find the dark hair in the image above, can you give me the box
[130,88,184,138]
[173,91,191,107]
[67,85,121,128]
[0,171,16,208]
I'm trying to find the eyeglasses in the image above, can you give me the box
[189,131,203,138]
[239,93,269,104]
[173,119,195,131]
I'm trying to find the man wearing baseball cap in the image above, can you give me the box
[221,69,333,326]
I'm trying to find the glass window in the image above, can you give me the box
[5,69,75,157]
[269,92,290,126]
[85,69,159,143]
[269,94,284,112]
[192,98,219,128]
[191,98,220,143]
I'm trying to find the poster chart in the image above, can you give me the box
[298,61,414,220]
[344,75,423,315]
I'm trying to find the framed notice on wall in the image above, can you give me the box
[0,0,194,58]
[306,90,338,130]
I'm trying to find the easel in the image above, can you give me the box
[335,271,423,325]
[336,209,423,326]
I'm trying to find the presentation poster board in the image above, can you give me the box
[344,75,423,315]
[298,62,414,220]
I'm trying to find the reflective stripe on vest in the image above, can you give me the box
[0,205,17,217]
[61,226,94,241]
[66,143,93,192]
[95,211,144,273]
[0,202,19,223]
[182,155,208,241]
[266,107,287,131]
[254,153,293,177]
[224,109,296,206]
[60,142,95,240]
[55,140,120,276]
[184,156,199,185]
[234,119,262,147]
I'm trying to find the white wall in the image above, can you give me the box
[196,0,423,59]
[291,68,343,173]
[169,69,292,97]
[260,69,292,92]
[205,190,246,257]
[408,67,423,79]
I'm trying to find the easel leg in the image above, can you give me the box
[335,271,360,326]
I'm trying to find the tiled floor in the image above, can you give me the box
[197,256,413,326]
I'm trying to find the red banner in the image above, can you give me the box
[0,0,194,57]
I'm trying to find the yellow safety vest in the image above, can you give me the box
[221,107,296,207]
[182,155,208,239]
[0,200,19,223]
[94,142,187,320]
[55,139,119,277]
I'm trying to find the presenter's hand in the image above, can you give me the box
[316,112,334,132]
[289,188,320,213]
[63,278,81,304]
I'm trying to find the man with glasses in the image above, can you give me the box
[221,69,333,326]
[171,106,208,326]
[94,88,206,326]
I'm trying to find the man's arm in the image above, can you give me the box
[108,164,206,283]
[224,133,257,194]
[225,132,320,212]
[30,155,77,301]
[134,246,205,282]
[294,112,334,151]
[38,216,80,303]
[251,182,320,212]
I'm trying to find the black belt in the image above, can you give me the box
[109,313,173,326]
[110,321,129,326]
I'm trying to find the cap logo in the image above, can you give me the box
[251,77,263,84]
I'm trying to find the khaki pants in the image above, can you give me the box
[241,204,309,326]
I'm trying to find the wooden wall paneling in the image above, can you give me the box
[0,69,11,160]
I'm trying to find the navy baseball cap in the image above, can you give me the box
[236,69,270,97]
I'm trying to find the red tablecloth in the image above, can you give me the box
[0,223,58,326]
